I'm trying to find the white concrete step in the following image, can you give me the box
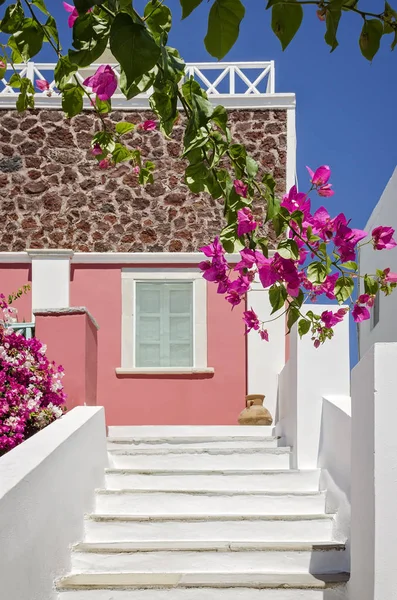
[107,448,291,470]
[84,514,336,543]
[105,469,320,492]
[94,490,326,516]
[107,438,280,450]
[107,426,275,438]
[70,545,347,574]
[57,573,349,596]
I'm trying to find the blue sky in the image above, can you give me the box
[7,0,397,364]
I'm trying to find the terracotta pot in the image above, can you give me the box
[238,394,273,426]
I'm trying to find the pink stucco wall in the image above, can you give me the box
[0,264,32,322]
[35,311,98,411]
[70,264,246,425]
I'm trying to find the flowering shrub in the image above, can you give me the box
[0,293,66,456]
[199,166,397,347]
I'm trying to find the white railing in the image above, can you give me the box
[8,322,35,339]
[0,61,276,108]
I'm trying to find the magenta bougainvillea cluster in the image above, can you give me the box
[0,294,66,456]
[199,166,397,347]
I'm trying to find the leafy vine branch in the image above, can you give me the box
[0,0,396,346]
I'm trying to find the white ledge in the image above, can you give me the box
[116,367,215,376]
[0,252,242,265]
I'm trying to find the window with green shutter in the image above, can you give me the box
[135,282,193,368]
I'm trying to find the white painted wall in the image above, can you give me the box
[28,249,73,315]
[276,305,350,469]
[349,343,397,600]
[318,396,351,554]
[246,282,286,421]
[359,166,397,358]
[0,407,108,600]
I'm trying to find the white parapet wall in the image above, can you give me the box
[349,343,397,600]
[276,305,350,469]
[318,396,351,554]
[0,406,108,600]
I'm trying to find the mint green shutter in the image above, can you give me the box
[136,282,193,367]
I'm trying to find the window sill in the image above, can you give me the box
[116,367,215,376]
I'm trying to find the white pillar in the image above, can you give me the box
[246,282,286,421]
[27,249,73,315]
[288,304,350,469]
[349,343,397,600]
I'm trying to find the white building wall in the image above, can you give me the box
[0,407,108,600]
[359,166,397,358]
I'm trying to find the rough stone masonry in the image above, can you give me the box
[0,108,287,252]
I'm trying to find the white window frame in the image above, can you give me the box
[117,268,213,375]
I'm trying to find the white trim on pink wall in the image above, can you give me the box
[0,252,241,265]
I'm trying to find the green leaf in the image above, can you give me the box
[62,83,84,117]
[16,77,35,111]
[287,307,300,332]
[359,19,384,61]
[149,80,179,136]
[120,69,157,100]
[271,0,303,51]
[112,143,133,163]
[307,262,328,284]
[31,0,49,15]
[95,96,111,113]
[110,13,160,89]
[1,3,24,34]
[116,121,135,135]
[277,238,299,260]
[383,1,397,33]
[13,18,44,60]
[180,0,204,19]
[364,274,379,295]
[69,12,110,67]
[269,284,287,314]
[54,55,78,90]
[298,318,311,338]
[185,161,209,193]
[144,2,172,38]
[43,15,60,50]
[8,72,22,88]
[340,261,358,271]
[204,0,245,60]
[324,5,342,51]
[211,105,228,133]
[334,276,354,302]
[74,0,104,13]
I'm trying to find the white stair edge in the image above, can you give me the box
[87,513,336,523]
[107,426,276,437]
[107,448,291,455]
[96,489,324,497]
[73,541,346,553]
[57,572,350,590]
[105,468,311,475]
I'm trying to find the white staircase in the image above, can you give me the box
[56,426,349,599]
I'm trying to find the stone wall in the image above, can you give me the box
[0,108,287,252]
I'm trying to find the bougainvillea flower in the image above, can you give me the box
[321,308,347,329]
[237,207,257,237]
[258,258,277,289]
[317,183,334,197]
[352,304,370,323]
[63,2,91,28]
[259,329,269,341]
[0,59,6,70]
[99,158,110,169]
[281,185,311,216]
[199,254,228,284]
[383,269,397,282]
[233,179,248,198]
[307,165,331,186]
[132,166,140,174]
[243,309,260,332]
[139,120,157,131]
[83,65,117,101]
[372,226,397,250]
[200,236,224,258]
[358,294,375,307]
[91,143,102,156]
[36,79,50,92]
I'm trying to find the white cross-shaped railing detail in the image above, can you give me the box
[0,61,275,101]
